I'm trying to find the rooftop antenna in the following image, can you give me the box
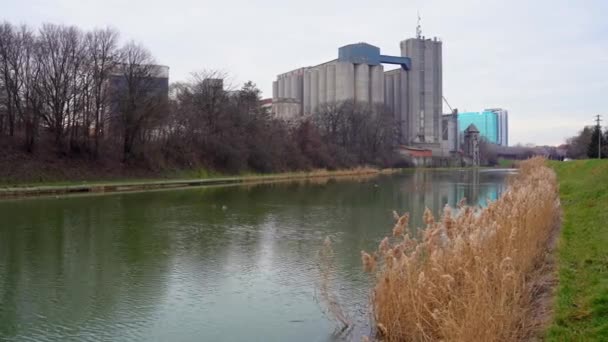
[416,11,422,39]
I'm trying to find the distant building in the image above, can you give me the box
[260,98,273,113]
[485,108,508,146]
[272,36,443,146]
[109,64,169,100]
[458,111,499,145]
[106,64,169,135]
[202,78,224,92]
[441,111,460,153]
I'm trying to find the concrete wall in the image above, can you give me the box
[441,114,459,154]
[273,101,301,119]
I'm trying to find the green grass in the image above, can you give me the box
[497,158,518,168]
[0,167,393,198]
[0,168,228,188]
[548,160,608,341]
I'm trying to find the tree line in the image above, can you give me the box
[0,21,395,175]
[565,125,608,159]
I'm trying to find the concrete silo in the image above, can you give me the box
[303,70,311,115]
[354,63,370,103]
[278,77,286,99]
[290,74,299,100]
[272,81,278,100]
[310,69,319,114]
[335,62,354,102]
[326,63,336,103]
[402,37,442,143]
[370,65,384,105]
[318,66,327,105]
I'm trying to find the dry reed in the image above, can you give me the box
[317,237,351,332]
[364,157,560,341]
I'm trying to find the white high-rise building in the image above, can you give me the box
[485,108,509,146]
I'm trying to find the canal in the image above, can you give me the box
[0,169,511,341]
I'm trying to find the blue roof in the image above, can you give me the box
[338,43,411,70]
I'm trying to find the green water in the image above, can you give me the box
[0,169,511,341]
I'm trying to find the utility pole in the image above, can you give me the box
[595,114,602,159]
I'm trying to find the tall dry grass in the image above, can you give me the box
[317,237,352,333]
[362,157,560,341]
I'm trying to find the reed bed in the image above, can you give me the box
[362,157,560,341]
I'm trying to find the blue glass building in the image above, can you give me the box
[458,111,499,144]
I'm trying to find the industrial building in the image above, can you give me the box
[272,35,443,147]
[458,109,509,147]
[107,64,170,135]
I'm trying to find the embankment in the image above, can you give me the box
[547,160,608,340]
[0,167,392,199]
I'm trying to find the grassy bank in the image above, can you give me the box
[361,158,561,340]
[548,160,608,340]
[0,167,392,198]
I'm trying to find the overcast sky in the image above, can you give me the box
[4,0,608,145]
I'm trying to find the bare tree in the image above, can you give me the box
[314,100,395,166]
[0,23,41,151]
[35,24,86,151]
[115,41,166,161]
[85,27,119,156]
[0,22,21,137]
[17,26,41,152]
[1,20,399,177]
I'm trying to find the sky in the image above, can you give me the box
[4,0,608,146]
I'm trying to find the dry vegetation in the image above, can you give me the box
[317,237,352,333]
[361,157,561,341]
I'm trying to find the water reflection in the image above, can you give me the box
[0,169,510,341]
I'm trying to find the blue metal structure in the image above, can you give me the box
[338,43,411,70]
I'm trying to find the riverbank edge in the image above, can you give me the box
[546,160,608,340]
[0,168,400,199]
